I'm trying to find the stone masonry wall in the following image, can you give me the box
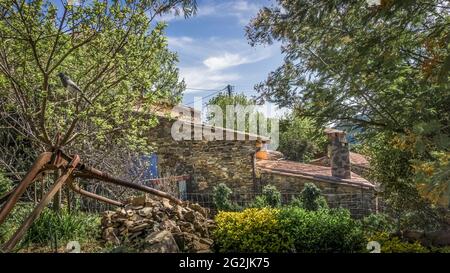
[259,171,377,217]
[148,117,259,194]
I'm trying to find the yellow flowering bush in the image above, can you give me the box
[213,207,365,253]
[213,208,293,253]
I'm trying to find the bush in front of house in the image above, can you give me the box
[213,207,365,253]
[290,183,328,211]
[250,184,282,208]
[213,183,241,211]
[279,207,365,253]
[213,208,293,253]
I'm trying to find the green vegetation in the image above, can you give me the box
[0,171,13,197]
[278,116,328,162]
[248,0,450,214]
[213,183,241,211]
[251,185,282,208]
[367,232,428,253]
[214,208,291,253]
[0,204,100,250]
[214,207,365,253]
[290,183,328,211]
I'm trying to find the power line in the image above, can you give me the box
[184,86,227,105]
[185,87,224,92]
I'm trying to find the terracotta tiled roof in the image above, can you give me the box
[257,159,374,189]
[310,152,370,169]
[349,152,370,168]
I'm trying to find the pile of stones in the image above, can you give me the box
[101,195,215,253]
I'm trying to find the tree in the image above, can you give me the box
[206,92,255,129]
[278,115,327,162]
[205,92,278,143]
[247,0,449,207]
[0,0,197,209]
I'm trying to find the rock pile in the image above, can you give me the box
[101,195,215,253]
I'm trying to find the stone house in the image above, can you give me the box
[148,105,378,216]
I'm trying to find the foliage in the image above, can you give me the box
[252,184,281,208]
[0,203,100,249]
[367,232,428,253]
[0,170,13,196]
[361,213,395,237]
[23,207,100,247]
[213,208,293,253]
[214,207,365,253]
[206,92,255,128]
[212,183,241,211]
[279,208,365,253]
[205,92,277,144]
[247,0,450,206]
[290,183,328,211]
[365,133,445,230]
[278,115,327,162]
[0,0,196,162]
[0,203,34,245]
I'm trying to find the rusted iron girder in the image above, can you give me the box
[2,155,80,252]
[0,152,53,226]
[67,179,123,207]
[0,150,183,252]
[75,165,182,205]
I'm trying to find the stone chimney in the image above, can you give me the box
[324,129,351,179]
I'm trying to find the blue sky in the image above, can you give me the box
[159,0,285,112]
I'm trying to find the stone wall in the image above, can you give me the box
[149,117,260,194]
[258,170,377,217]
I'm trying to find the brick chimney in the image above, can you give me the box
[324,129,351,179]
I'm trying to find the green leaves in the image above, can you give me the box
[0,0,195,154]
[248,0,450,208]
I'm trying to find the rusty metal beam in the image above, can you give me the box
[0,152,53,226]
[75,166,182,205]
[67,179,123,207]
[1,155,80,252]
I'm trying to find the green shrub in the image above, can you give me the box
[213,183,241,211]
[279,208,365,253]
[290,183,328,211]
[250,185,281,208]
[214,207,365,253]
[368,232,428,253]
[261,185,281,207]
[0,171,13,196]
[213,208,293,253]
[362,213,395,236]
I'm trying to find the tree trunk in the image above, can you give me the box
[52,169,62,212]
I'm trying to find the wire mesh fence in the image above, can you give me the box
[181,191,382,218]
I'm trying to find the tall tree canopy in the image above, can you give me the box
[247,1,449,206]
[0,0,197,177]
[0,0,196,156]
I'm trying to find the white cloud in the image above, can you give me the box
[167,36,194,47]
[180,67,241,92]
[168,36,277,92]
[203,53,248,71]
